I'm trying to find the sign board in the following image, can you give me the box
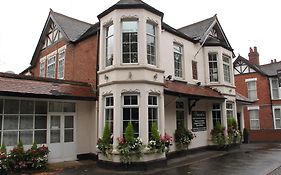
[192,111,206,132]
[277,69,281,87]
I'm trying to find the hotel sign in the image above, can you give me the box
[278,69,281,87]
[192,111,206,132]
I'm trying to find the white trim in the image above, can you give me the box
[247,106,260,110]
[273,106,281,129]
[245,78,257,82]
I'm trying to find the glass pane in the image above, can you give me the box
[275,109,281,119]
[19,131,33,145]
[35,130,46,144]
[4,99,19,114]
[131,96,138,105]
[51,116,60,129]
[146,23,155,35]
[20,100,34,114]
[35,116,47,129]
[49,102,63,112]
[35,101,47,114]
[3,131,18,146]
[65,116,74,129]
[51,130,60,143]
[131,108,139,120]
[276,119,281,128]
[20,115,33,129]
[122,21,138,32]
[124,96,130,105]
[123,108,130,120]
[64,102,75,112]
[0,99,3,113]
[4,115,18,130]
[64,129,73,142]
[105,109,113,121]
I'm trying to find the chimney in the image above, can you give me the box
[248,46,260,65]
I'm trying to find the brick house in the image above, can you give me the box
[234,47,281,142]
[0,0,249,166]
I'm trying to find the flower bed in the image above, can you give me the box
[0,142,49,174]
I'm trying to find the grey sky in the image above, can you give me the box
[0,0,280,73]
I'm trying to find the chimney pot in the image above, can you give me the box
[248,46,260,65]
[271,60,274,63]
[274,59,277,63]
[254,46,257,52]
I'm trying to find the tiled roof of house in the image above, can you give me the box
[234,55,267,75]
[236,92,253,104]
[260,61,281,76]
[98,0,163,19]
[164,81,225,99]
[52,11,93,42]
[0,73,96,100]
[178,16,215,41]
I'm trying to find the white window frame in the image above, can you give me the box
[146,23,156,66]
[121,20,138,64]
[122,94,139,136]
[246,78,258,100]
[104,96,114,134]
[248,106,260,130]
[226,102,234,119]
[148,95,159,137]
[223,54,231,83]
[39,57,46,77]
[273,106,281,129]
[173,43,184,79]
[47,52,57,78]
[212,103,221,127]
[176,101,185,129]
[208,52,219,82]
[58,46,66,79]
[105,24,114,67]
[270,78,280,100]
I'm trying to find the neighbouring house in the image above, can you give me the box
[234,47,281,142]
[0,0,249,167]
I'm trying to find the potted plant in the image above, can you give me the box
[174,125,195,150]
[117,122,143,164]
[210,122,228,150]
[97,122,113,158]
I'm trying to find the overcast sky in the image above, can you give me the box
[0,0,280,73]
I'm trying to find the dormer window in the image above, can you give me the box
[105,24,114,67]
[122,21,138,64]
[146,23,156,65]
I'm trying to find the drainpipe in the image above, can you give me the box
[267,77,274,129]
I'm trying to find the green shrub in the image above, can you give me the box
[97,122,113,157]
[174,125,195,150]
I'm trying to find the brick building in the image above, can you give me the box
[234,47,281,142]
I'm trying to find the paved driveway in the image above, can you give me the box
[57,143,281,175]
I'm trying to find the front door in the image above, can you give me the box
[48,114,75,162]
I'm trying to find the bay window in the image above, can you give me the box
[146,23,156,65]
[148,95,158,138]
[122,95,139,137]
[122,21,138,63]
[105,25,114,67]
[208,53,218,82]
[105,96,114,134]
[226,102,234,118]
[223,54,231,83]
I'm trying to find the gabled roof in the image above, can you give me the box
[164,80,225,99]
[260,61,281,76]
[0,72,96,100]
[29,9,99,67]
[233,55,266,76]
[178,15,233,51]
[51,10,92,42]
[98,0,164,19]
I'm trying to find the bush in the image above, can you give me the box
[97,122,113,158]
[147,123,171,153]
[26,143,49,169]
[174,125,195,150]
[9,141,27,171]
[211,122,228,148]
[227,117,241,144]
[117,122,143,164]
[0,145,9,174]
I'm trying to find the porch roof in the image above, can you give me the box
[0,72,96,101]
[164,81,225,99]
[236,92,253,104]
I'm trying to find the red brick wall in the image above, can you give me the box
[31,35,98,88]
[250,130,281,142]
[235,72,277,141]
